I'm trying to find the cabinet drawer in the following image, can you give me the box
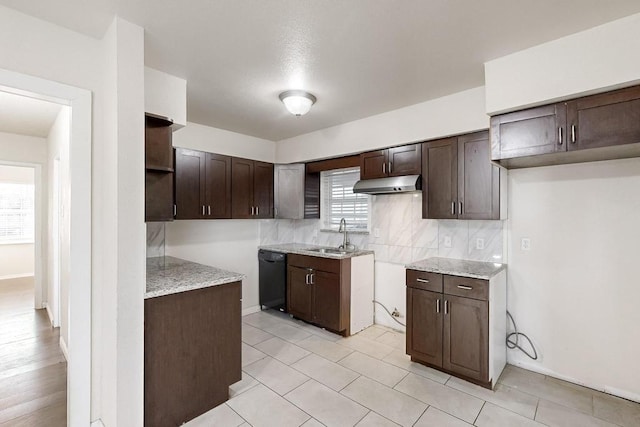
[288,254,341,274]
[444,276,488,301]
[406,270,443,292]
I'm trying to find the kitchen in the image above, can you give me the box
[2,0,640,425]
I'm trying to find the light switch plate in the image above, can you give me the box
[444,236,452,248]
[521,238,531,251]
[476,238,485,250]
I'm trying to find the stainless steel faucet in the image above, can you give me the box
[338,218,354,251]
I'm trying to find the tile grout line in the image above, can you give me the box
[473,401,486,425]
[411,405,430,427]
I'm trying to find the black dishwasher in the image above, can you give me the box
[258,250,287,312]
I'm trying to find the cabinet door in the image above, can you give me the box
[231,157,254,219]
[254,161,274,219]
[287,266,312,322]
[311,270,341,332]
[406,287,442,367]
[175,148,206,219]
[458,131,499,220]
[388,144,421,176]
[422,138,458,219]
[360,150,388,179]
[443,295,488,382]
[274,164,305,219]
[490,103,566,160]
[145,171,174,222]
[205,153,232,219]
[567,85,640,151]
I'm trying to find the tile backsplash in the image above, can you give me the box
[146,222,166,258]
[260,193,505,265]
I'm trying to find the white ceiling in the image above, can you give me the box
[0,91,63,138]
[2,1,640,141]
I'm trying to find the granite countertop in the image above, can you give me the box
[405,257,506,280]
[259,243,374,259]
[146,256,245,299]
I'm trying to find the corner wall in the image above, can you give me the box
[506,158,640,400]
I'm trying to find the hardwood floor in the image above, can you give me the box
[0,277,66,426]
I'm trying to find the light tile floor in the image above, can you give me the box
[186,309,640,427]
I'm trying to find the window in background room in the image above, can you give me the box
[321,167,370,231]
[0,182,35,244]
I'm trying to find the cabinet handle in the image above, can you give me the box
[251,206,255,216]
[310,273,315,285]
[459,201,463,216]
[571,125,576,143]
[558,127,563,145]
[457,285,473,290]
[388,161,392,174]
[256,206,259,216]
[173,204,177,218]
[202,205,205,216]
[444,300,449,314]
[451,202,456,215]
[383,162,386,174]
[416,278,430,283]
[436,299,440,313]
[305,274,310,285]
[208,205,211,216]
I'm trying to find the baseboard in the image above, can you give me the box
[45,302,54,326]
[0,273,34,281]
[59,336,69,362]
[508,359,640,403]
[90,420,105,427]
[242,305,261,316]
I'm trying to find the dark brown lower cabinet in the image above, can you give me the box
[287,254,351,335]
[406,269,501,389]
[144,282,241,427]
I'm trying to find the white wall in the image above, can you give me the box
[0,165,35,279]
[506,158,640,400]
[485,12,640,114]
[0,5,146,425]
[276,86,488,164]
[173,121,276,162]
[46,107,70,340]
[144,67,187,127]
[100,17,146,427]
[0,131,48,164]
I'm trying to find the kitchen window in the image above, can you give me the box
[321,167,370,232]
[0,182,35,244]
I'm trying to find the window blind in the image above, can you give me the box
[321,167,370,231]
[0,183,34,243]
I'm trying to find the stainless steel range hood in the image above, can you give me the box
[353,175,422,195]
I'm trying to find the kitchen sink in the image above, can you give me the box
[306,247,349,255]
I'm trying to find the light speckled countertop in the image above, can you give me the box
[259,243,374,259]
[405,257,506,280]
[146,256,244,299]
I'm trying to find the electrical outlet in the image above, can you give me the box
[374,228,380,238]
[444,236,452,248]
[476,238,485,250]
[521,238,531,251]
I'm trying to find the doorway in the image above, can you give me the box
[0,70,91,425]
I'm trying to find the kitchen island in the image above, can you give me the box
[145,256,244,427]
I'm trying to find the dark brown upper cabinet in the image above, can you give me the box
[231,158,273,219]
[491,84,640,168]
[423,131,501,220]
[175,148,231,219]
[491,103,566,161]
[360,144,421,180]
[145,115,174,222]
[566,85,640,151]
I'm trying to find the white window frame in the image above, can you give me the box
[0,182,35,245]
[320,167,371,232]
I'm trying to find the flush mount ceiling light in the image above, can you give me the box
[279,90,317,116]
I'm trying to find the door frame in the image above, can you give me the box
[0,69,92,425]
